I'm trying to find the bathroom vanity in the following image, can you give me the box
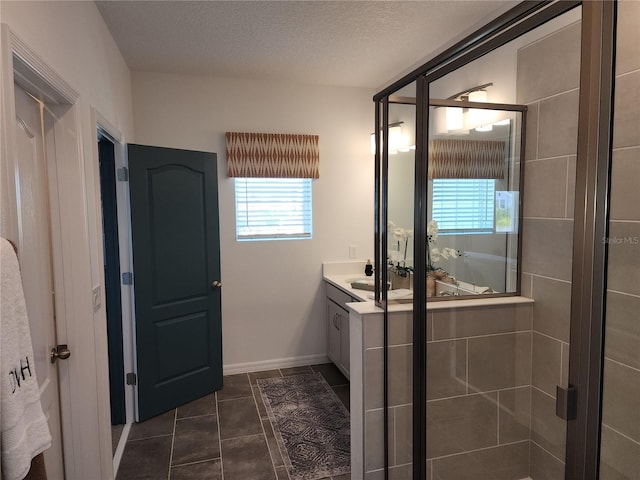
[323,261,372,380]
[324,261,537,478]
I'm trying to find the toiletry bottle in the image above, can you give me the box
[364,259,373,276]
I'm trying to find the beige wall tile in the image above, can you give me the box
[468,332,531,392]
[365,470,384,480]
[498,387,531,444]
[516,22,581,104]
[566,155,576,220]
[389,344,413,407]
[394,404,413,466]
[610,147,640,222]
[364,312,414,348]
[561,342,570,389]
[426,339,467,400]
[426,392,498,458]
[538,89,580,158]
[531,387,567,460]
[365,348,383,410]
[607,222,640,297]
[530,441,565,480]
[432,441,529,480]
[521,272,533,297]
[432,304,531,340]
[365,409,394,472]
[532,332,562,396]
[389,313,413,346]
[615,0,640,75]
[604,291,640,370]
[525,102,539,161]
[364,318,383,348]
[599,425,640,480]
[531,275,572,342]
[389,463,412,480]
[523,157,570,218]
[602,359,640,443]
[522,218,574,281]
[613,70,640,149]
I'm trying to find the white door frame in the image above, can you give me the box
[1,24,113,479]
[91,108,139,472]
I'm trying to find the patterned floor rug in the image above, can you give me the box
[257,373,350,480]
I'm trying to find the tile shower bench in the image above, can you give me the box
[348,296,535,479]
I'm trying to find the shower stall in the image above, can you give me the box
[369,1,638,479]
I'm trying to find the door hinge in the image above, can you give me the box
[122,272,133,285]
[126,372,137,386]
[117,167,129,181]
[556,385,577,420]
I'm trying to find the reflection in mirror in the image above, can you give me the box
[386,102,524,300]
[386,90,416,300]
[426,106,523,297]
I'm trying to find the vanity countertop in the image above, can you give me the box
[322,261,534,315]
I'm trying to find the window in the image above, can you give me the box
[235,178,312,241]
[431,178,495,232]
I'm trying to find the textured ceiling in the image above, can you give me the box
[96,0,513,89]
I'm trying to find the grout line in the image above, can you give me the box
[525,154,574,163]
[530,440,566,465]
[612,145,640,153]
[430,330,533,343]
[465,338,469,395]
[565,156,571,219]
[429,439,530,461]
[603,356,640,374]
[215,391,225,480]
[601,423,640,447]
[615,68,640,79]
[167,409,177,480]
[126,432,173,443]
[532,385,556,400]
[171,456,221,468]
[533,330,568,344]
[496,390,500,445]
[530,86,580,104]
[253,383,280,478]
[217,394,254,403]
[521,216,573,221]
[527,273,572,284]
[606,288,640,299]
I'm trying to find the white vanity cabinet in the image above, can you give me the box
[326,283,355,379]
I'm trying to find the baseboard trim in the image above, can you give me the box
[112,422,132,477]
[223,353,330,375]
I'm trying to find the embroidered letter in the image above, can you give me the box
[20,356,32,380]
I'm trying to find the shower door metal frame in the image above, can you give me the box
[373,1,619,479]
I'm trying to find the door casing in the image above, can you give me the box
[1,24,114,479]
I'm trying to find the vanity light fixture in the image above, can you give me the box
[371,121,405,155]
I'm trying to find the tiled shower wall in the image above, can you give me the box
[362,304,533,479]
[517,20,581,479]
[600,0,640,477]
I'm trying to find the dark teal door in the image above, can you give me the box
[128,144,222,421]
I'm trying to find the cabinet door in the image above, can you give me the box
[327,300,342,365]
[340,309,350,374]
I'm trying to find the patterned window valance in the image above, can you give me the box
[226,132,319,178]
[428,139,505,179]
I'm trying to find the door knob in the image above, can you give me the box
[211,281,222,289]
[50,344,71,364]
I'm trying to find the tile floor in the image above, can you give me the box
[115,363,350,480]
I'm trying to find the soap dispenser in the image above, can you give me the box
[364,259,373,276]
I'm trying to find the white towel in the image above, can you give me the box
[1,238,52,480]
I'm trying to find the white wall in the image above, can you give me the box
[1,1,134,478]
[132,72,375,370]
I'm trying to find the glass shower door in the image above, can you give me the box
[598,0,640,476]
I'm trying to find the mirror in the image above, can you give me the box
[386,102,524,298]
